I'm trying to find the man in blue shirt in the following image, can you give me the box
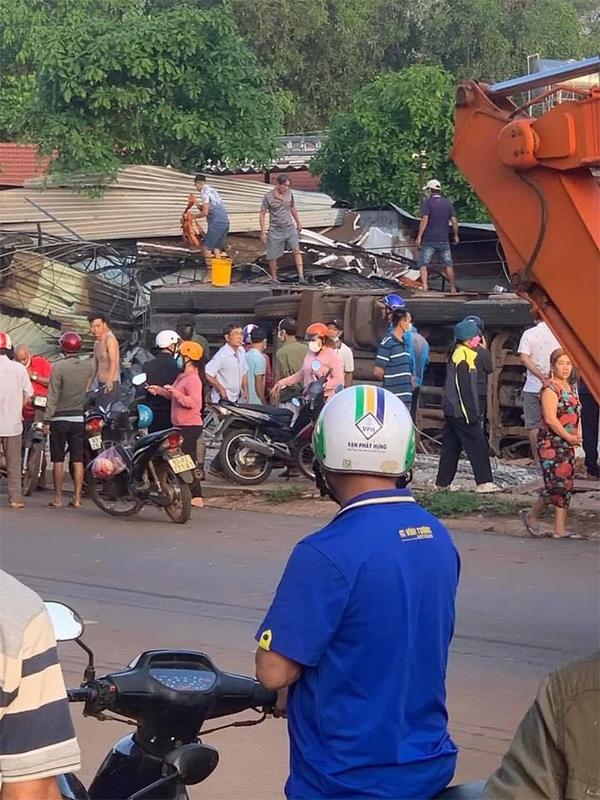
[374,309,414,408]
[416,179,459,293]
[255,385,460,799]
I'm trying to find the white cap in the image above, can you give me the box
[424,179,442,191]
[155,330,180,349]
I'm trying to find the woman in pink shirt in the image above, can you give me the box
[147,340,204,508]
[271,322,344,402]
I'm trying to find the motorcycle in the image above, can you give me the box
[212,378,326,486]
[88,374,196,524]
[46,601,485,800]
[22,394,49,495]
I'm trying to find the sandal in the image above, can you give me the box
[519,509,544,537]
[551,532,588,540]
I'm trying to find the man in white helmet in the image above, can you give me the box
[255,385,460,800]
[142,331,181,432]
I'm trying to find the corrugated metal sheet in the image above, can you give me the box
[0,165,345,240]
[0,251,132,338]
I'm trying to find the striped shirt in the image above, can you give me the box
[0,571,80,787]
[375,332,413,407]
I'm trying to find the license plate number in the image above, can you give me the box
[89,435,102,451]
[168,454,195,474]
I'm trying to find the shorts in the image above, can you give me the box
[523,391,542,429]
[204,219,229,251]
[418,241,453,267]
[50,420,85,463]
[266,227,300,261]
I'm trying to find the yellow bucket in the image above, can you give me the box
[211,257,233,287]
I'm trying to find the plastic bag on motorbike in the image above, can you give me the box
[90,446,127,479]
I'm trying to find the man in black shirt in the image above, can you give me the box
[463,315,493,441]
[143,330,181,432]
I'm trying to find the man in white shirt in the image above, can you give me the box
[0,332,33,509]
[518,314,560,461]
[326,320,354,387]
[205,323,249,404]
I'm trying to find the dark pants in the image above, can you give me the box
[410,388,421,422]
[581,392,599,474]
[436,416,493,487]
[180,425,203,498]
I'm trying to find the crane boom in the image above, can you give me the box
[452,56,600,402]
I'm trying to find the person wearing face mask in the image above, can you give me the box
[270,323,343,405]
[147,341,205,508]
[326,320,354,387]
[435,319,500,493]
[255,386,460,800]
[274,318,308,415]
[143,330,182,433]
[374,309,414,410]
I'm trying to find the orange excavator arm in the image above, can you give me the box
[452,56,600,402]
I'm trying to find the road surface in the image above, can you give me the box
[2,493,598,798]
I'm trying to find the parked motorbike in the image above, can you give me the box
[22,394,49,495]
[88,374,195,524]
[212,378,326,486]
[47,601,485,800]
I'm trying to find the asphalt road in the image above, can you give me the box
[1,493,598,799]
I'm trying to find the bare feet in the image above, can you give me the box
[48,500,62,508]
[9,501,25,509]
[191,497,205,508]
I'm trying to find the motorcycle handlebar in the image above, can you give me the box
[67,686,97,703]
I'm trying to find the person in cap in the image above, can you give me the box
[416,180,459,293]
[259,175,306,284]
[374,308,413,409]
[0,332,33,509]
[271,322,343,404]
[143,330,182,433]
[435,319,499,492]
[192,174,230,282]
[44,332,93,509]
[326,320,354,387]
[462,315,493,439]
[147,340,205,508]
[274,318,308,415]
[255,386,460,800]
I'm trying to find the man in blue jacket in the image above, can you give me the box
[255,386,460,799]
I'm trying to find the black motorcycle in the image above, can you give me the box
[46,601,484,800]
[212,378,326,485]
[22,394,49,495]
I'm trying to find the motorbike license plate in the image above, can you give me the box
[89,435,103,451]
[33,396,48,408]
[168,454,195,474]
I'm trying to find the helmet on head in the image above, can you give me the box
[155,330,180,349]
[305,322,329,340]
[378,293,406,312]
[453,319,480,343]
[424,179,442,191]
[136,404,154,430]
[0,331,13,350]
[59,331,82,354]
[313,385,415,477]
[242,323,258,345]
[179,340,203,361]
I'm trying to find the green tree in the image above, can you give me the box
[0,0,284,176]
[311,66,486,220]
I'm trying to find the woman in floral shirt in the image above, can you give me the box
[521,349,584,539]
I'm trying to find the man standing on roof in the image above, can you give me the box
[416,179,459,294]
[259,175,306,284]
[255,386,460,800]
[193,174,230,282]
[0,332,33,509]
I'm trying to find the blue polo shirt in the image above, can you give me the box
[376,332,413,406]
[256,489,460,799]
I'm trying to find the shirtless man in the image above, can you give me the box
[87,313,120,393]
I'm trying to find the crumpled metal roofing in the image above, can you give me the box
[0,165,345,241]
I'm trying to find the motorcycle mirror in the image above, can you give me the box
[164,743,219,786]
[291,397,301,407]
[44,602,85,642]
[131,373,147,387]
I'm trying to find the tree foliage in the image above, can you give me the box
[311,66,487,220]
[0,0,284,176]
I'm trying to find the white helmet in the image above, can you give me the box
[155,330,180,349]
[312,385,415,477]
